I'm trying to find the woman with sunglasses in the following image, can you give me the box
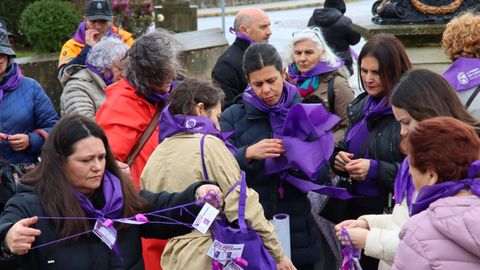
[285,27,354,143]
[331,33,410,269]
[221,42,339,269]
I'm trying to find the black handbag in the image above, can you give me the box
[0,159,35,211]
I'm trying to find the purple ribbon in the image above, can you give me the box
[73,171,124,219]
[410,160,480,216]
[71,22,115,44]
[0,63,23,101]
[443,57,480,91]
[346,96,392,157]
[229,27,253,44]
[146,90,170,104]
[86,62,113,86]
[158,105,237,155]
[287,60,344,98]
[394,158,415,209]
[244,83,353,199]
[340,227,362,270]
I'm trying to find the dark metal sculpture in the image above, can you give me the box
[372,0,480,24]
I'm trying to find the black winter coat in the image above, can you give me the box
[211,38,250,109]
[332,93,404,218]
[308,8,361,74]
[0,182,206,270]
[220,96,326,268]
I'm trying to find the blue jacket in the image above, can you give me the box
[0,73,58,164]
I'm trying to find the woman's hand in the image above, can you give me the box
[344,159,370,180]
[336,227,369,250]
[115,160,132,181]
[8,134,30,151]
[196,184,223,208]
[245,139,285,162]
[335,219,368,231]
[277,255,297,270]
[334,151,354,172]
[4,216,41,255]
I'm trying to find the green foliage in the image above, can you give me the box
[19,0,81,53]
[112,0,154,38]
[0,0,37,47]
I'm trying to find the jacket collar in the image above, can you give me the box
[234,37,251,51]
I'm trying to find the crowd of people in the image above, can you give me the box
[0,0,479,269]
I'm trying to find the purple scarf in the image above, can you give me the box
[158,104,237,155]
[72,22,115,44]
[0,63,23,101]
[73,171,124,219]
[86,62,113,86]
[443,57,480,91]
[346,96,393,157]
[244,82,353,199]
[287,60,344,98]
[394,158,415,209]
[229,27,253,44]
[410,160,480,216]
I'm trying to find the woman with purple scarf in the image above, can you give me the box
[60,36,128,119]
[331,33,410,269]
[442,12,480,119]
[392,117,480,269]
[141,78,295,270]
[335,69,479,270]
[0,26,58,165]
[285,27,354,143]
[0,114,222,269]
[221,43,341,269]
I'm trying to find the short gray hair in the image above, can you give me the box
[284,27,339,67]
[86,36,128,72]
[126,29,182,96]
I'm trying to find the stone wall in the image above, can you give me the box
[15,28,228,114]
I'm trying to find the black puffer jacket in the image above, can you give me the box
[332,92,404,217]
[308,8,361,74]
[212,38,250,109]
[220,95,328,268]
[0,182,206,270]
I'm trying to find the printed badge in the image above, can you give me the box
[93,219,117,249]
[192,202,219,234]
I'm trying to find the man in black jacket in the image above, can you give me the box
[308,0,361,76]
[212,8,271,109]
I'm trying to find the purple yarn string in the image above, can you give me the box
[31,230,94,250]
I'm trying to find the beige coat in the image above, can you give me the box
[307,71,354,143]
[141,133,284,269]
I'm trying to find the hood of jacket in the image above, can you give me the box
[310,8,342,27]
[429,195,480,257]
[60,64,106,89]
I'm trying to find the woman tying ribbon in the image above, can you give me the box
[141,78,295,270]
[285,27,354,143]
[0,114,222,269]
[392,117,480,269]
[221,42,344,269]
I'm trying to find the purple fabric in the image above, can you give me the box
[73,171,124,219]
[346,96,392,157]
[443,57,480,91]
[86,62,113,86]
[146,91,169,104]
[72,22,115,44]
[340,227,362,270]
[394,158,415,209]
[158,105,237,155]
[229,27,253,44]
[367,160,379,180]
[287,60,344,97]
[410,160,480,216]
[0,63,23,101]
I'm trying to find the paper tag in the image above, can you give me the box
[93,219,117,249]
[207,239,228,265]
[224,261,244,270]
[192,202,219,234]
[222,243,244,262]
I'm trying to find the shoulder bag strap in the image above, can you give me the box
[465,85,480,109]
[357,115,393,158]
[125,106,163,166]
[200,134,209,180]
[327,74,336,114]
